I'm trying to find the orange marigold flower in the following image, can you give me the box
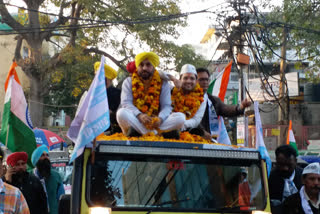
[171,83,204,119]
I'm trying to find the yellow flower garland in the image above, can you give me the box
[171,83,204,119]
[132,70,162,117]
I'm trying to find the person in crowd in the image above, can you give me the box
[283,162,320,214]
[196,67,251,140]
[117,52,185,138]
[0,148,30,214]
[171,64,207,133]
[94,61,121,134]
[269,144,303,214]
[4,152,48,214]
[31,145,65,214]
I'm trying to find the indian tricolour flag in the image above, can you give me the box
[207,60,233,99]
[0,62,36,166]
[286,120,298,154]
[207,60,233,145]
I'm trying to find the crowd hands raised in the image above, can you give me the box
[104,51,252,141]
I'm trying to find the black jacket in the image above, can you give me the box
[5,172,48,214]
[269,167,303,201]
[199,93,243,133]
[268,167,303,214]
[283,191,320,214]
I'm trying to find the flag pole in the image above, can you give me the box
[5,124,9,148]
[91,138,96,164]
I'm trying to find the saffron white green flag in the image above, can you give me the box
[0,62,36,166]
[207,60,233,98]
[207,61,233,145]
[286,120,298,154]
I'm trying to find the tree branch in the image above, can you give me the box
[0,0,27,36]
[40,0,70,41]
[68,2,83,47]
[84,47,126,71]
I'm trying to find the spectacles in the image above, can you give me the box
[198,78,209,82]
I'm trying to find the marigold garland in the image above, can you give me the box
[97,132,214,144]
[132,70,162,117]
[171,84,204,119]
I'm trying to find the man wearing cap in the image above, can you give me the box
[4,152,48,214]
[269,145,303,214]
[94,62,121,134]
[283,162,320,214]
[0,147,30,213]
[171,64,207,132]
[31,145,65,214]
[117,52,185,138]
[196,67,251,140]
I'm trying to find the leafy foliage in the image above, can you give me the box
[0,0,206,123]
[262,0,320,81]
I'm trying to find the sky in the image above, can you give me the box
[6,0,283,47]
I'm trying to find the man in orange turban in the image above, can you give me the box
[117,52,185,138]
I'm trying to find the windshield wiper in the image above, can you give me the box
[146,198,190,214]
[215,205,253,212]
[156,197,190,207]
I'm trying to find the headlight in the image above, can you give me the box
[252,211,271,214]
[89,207,112,214]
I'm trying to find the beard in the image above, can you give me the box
[138,69,154,80]
[36,159,51,178]
[12,171,27,184]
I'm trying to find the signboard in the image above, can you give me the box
[247,72,299,101]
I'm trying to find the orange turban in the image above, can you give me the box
[7,152,28,167]
[94,62,117,80]
[135,52,159,68]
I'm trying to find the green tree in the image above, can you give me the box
[0,0,203,126]
[261,0,320,81]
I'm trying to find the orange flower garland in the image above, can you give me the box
[171,83,204,119]
[132,70,162,117]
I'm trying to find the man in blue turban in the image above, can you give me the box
[31,145,65,214]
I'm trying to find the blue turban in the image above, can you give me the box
[31,145,49,166]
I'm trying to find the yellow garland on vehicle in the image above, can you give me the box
[132,70,162,116]
[171,84,204,119]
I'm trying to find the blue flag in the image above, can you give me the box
[67,56,110,163]
[254,101,271,176]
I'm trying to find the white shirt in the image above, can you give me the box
[120,77,172,122]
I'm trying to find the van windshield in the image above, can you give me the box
[87,153,266,212]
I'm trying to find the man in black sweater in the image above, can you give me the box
[196,68,251,140]
[269,145,303,214]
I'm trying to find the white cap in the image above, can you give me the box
[180,64,197,77]
[302,162,320,175]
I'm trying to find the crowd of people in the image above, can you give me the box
[270,145,320,214]
[0,145,64,214]
[104,51,251,139]
[3,51,317,214]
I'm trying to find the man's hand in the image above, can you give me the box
[240,98,251,110]
[203,131,212,140]
[168,74,182,89]
[152,117,162,129]
[137,113,152,125]
[5,165,16,183]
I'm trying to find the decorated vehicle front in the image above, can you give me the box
[70,136,271,214]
